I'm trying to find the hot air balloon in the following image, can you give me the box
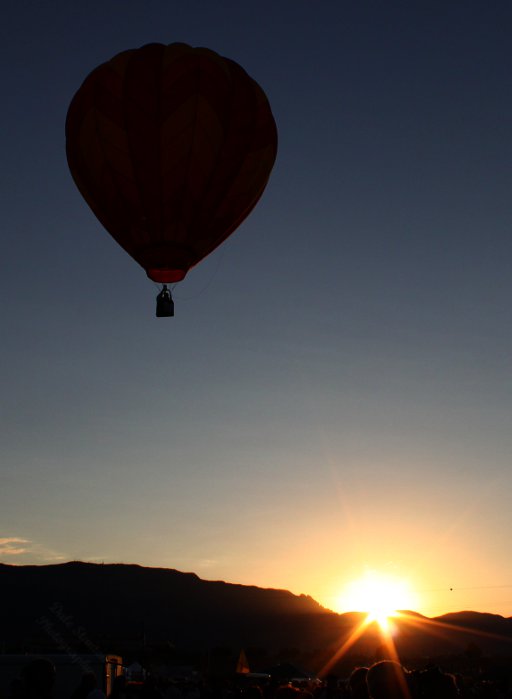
[65,42,278,316]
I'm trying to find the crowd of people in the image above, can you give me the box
[6,658,512,699]
[238,662,512,699]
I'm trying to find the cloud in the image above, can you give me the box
[0,537,29,545]
[0,537,30,556]
[0,537,65,563]
[1,547,27,555]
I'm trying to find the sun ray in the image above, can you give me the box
[398,610,512,645]
[318,616,372,677]
[319,610,413,680]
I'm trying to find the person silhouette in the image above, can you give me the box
[365,661,409,699]
[348,667,369,698]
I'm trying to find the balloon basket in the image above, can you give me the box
[156,285,174,317]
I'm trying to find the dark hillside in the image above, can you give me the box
[0,562,341,653]
[2,562,512,666]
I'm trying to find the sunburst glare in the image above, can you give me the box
[335,571,419,631]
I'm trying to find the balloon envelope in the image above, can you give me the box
[66,42,278,282]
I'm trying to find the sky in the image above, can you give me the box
[2,0,512,620]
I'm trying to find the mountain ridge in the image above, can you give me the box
[2,561,512,667]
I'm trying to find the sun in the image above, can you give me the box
[335,571,418,631]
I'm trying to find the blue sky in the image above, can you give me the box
[2,0,512,617]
